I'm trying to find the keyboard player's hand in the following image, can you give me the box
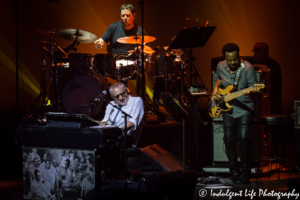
[100,122,108,126]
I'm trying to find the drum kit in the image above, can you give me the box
[34,28,193,118]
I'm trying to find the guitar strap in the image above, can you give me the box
[233,61,244,91]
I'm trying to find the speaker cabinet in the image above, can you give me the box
[212,122,261,164]
[127,144,185,173]
[295,101,300,129]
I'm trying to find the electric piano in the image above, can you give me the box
[15,113,123,149]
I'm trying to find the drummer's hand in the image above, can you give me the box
[94,38,106,49]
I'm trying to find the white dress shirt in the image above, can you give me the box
[101,95,144,144]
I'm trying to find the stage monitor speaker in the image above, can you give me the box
[127,144,186,173]
[212,122,261,164]
[145,170,197,200]
[85,170,197,200]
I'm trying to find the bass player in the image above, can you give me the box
[211,43,257,183]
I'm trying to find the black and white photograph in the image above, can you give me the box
[22,147,95,199]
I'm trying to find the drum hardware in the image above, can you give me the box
[111,55,139,82]
[127,45,155,54]
[34,46,50,117]
[116,35,156,100]
[33,28,108,117]
[36,30,56,38]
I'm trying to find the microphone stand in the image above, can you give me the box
[77,103,95,117]
[107,102,132,180]
[94,98,133,180]
[77,92,107,117]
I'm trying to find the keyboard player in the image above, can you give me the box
[100,82,144,146]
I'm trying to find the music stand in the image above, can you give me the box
[168,26,216,90]
[167,26,215,171]
[168,26,216,50]
[166,99,206,171]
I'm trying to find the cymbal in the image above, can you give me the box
[33,41,58,46]
[56,29,97,43]
[128,49,155,54]
[117,35,156,44]
[128,45,155,54]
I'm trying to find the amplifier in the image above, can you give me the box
[295,101,300,129]
[212,122,261,164]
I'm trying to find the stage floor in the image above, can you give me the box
[2,172,300,200]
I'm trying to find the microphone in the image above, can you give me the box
[94,90,107,101]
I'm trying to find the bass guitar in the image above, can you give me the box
[209,83,265,118]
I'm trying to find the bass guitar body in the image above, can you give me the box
[210,85,234,118]
[210,83,265,118]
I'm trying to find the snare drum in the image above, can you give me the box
[111,57,137,79]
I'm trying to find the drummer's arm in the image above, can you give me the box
[94,38,106,49]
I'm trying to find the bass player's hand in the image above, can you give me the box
[211,90,221,100]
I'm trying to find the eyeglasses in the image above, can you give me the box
[112,90,127,99]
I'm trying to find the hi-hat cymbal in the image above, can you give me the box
[34,41,58,46]
[117,35,156,44]
[56,29,97,43]
[36,30,56,37]
[128,49,155,54]
[128,45,155,54]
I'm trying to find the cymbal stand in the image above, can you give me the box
[149,53,160,113]
[138,0,146,101]
[165,56,169,95]
[49,29,57,109]
[180,55,186,96]
[40,47,47,104]
[134,38,142,97]
[188,48,210,102]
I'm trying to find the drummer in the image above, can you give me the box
[94,4,146,55]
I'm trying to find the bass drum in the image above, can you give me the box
[61,75,110,117]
